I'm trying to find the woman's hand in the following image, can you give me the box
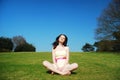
[57,66,64,71]
[57,63,67,72]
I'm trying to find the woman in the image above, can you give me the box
[43,34,78,75]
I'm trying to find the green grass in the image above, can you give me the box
[0,52,120,80]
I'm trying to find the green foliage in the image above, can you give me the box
[112,40,120,51]
[12,36,36,52]
[94,40,113,52]
[94,40,120,52]
[0,36,36,52]
[0,37,13,52]
[113,31,120,40]
[82,43,94,52]
[0,52,120,80]
[14,43,36,52]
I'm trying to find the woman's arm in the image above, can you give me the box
[52,48,56,64]
[66,46,69,64]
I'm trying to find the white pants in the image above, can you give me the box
[43,60,78,75]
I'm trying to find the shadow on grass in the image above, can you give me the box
[46,70,77,75]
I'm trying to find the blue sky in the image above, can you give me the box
[0,0,111,52]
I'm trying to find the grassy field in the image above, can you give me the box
[0,52,120,80]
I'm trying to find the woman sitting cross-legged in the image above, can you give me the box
[43,34,78,75]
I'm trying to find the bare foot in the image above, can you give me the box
[51,71,54,75]
[61,71,71,76]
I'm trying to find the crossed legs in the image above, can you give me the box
[43,60,66,75]
[43,60,78,75]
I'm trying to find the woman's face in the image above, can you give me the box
[58,35,66,44]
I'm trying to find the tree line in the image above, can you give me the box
[0,36,36,52]
[82,0,120,52]
[1,0,119,53]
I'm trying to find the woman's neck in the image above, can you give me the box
[58,43,64,47]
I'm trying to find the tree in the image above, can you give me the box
[12,35,36,52]
[0,37,13,52]
[112,40,120,52]
[95,0,120,40]
[94,0,120,52]
[94,40,120,52]
[12,36,26,51]
[14,43,36,52]
[82,43,94,52]
[94,40,114,52]
[113,31,120,40]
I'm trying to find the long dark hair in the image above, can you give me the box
[52,34,68,49]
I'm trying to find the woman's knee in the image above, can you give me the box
[43,60,48,66]
[73,63,78,68]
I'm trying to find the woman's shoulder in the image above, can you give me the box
[64,46,69,50]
